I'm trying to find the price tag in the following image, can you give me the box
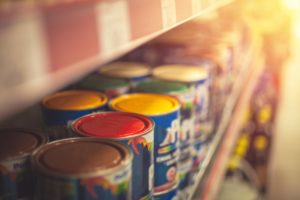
[192,0,203,15]
[96,0,131,55]
[0,17,47,90]
[161,0,176,29]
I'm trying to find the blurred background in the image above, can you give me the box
[0,0,299,199]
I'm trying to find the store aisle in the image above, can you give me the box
[268,11,300,200]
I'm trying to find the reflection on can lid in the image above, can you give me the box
[73,112,153,138]
[99,62,151,79]
[42,90,108,111]
[33,138,131,176]
[136,80,188,94]
[153,64,208,83]
[0,129,47,160]
[110,93,180,116]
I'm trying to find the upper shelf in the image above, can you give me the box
[0,0,233,121]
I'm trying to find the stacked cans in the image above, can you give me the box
[152,65,209,199]
[0,129,47,199]
[110,93,180,199]
[70,112,154,200]
[41,90,108,141]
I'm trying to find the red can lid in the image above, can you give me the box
[73,112,153,138]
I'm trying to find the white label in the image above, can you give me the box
[192,0,202,15]
[0,17,47,90]
[96,0,131,54]
[161,0,176,29]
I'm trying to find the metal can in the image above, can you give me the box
[191,139,208,175]
[71,112,154,200]
[154,184,178,200]
[75,74,130,99]
[177,157,193,200]
[98,62,152,90]
[152,64,210,141]
[31,138,132,200]
[110,93,180,193]
[135,79,194,160]
[41,90,108,141]
[0,129,47,200]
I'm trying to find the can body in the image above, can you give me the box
[135,80,194,161]
[0,129,47,200]
[71,112,154,200]
[110,94,180,194]
[32,138,132,200]
[154,184,178,200]
[41,90,108,141]
[177,157,193,200]
[191,139,208,175]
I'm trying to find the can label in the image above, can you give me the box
[0,157,33,199]
[125,130,154,200]
[154,185,178,200]
[36,163,132,200]
[177,158,193,200]
[191,140,208,174]
[152,110,179,191]
[193,79,210,140]
[173,90,194,160]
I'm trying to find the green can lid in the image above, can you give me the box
[135,79,188,94]
[78,74,129,91]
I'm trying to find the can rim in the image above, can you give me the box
[110,93,181,117]
[0,128,48,161]
[31,138,132,178]
[71,111,155,140]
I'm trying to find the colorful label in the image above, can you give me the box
[191,140,208,174]
[154,185,178,200]
[0,157,33,199]
[151,110,180,190]
[177,158,193,200]
[125,130,154,200]
[36,163,132,200]
[172,90,194,160]
[193,79,210,139]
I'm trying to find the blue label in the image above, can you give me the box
[154,186,178,200]
[121,133,154,200]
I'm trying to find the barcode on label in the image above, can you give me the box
[161,0,176,29]
[96,0,131,55]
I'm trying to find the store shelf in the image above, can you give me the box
[0,0,234,121]
[189,42,265,200]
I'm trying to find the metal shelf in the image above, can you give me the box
[189,41,265,200]
[0,0,234,121]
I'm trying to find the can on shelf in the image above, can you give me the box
[135,80,194,161]
[153,183,178,200]
[41,90,108,141]
[152,64,210,141]
[110,93,180,193]
[75,74,130,99]
[98,62,152,90]
[191,139,208,176]
[177,157,193,200]
[31,138,132,200]
[71,112,154,200]
[0,129,47,200]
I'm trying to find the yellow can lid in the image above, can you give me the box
[153,64,208,83]
[42,90,108,110]
[110,93,180,116]
[99,62,151,78]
